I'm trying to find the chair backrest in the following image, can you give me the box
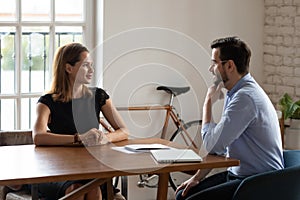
[232,165,300,200]
[283,149,300,168]
[232,150,300,200]
[0,130,33,146]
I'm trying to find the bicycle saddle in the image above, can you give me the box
[156,86,190,96]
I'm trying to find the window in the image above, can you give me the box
[0,0,97,130]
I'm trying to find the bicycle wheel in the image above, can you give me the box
[169,120,202,191]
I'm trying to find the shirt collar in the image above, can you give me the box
[227,73,251,98]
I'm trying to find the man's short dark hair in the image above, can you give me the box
[210,36,251,75]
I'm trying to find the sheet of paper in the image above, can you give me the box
[111,146,142,154]
[124,143,171,152]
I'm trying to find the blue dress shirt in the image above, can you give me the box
[202,73,284,177]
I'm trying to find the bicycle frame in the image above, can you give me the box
[116,104,198,149]
[113,86,201,191]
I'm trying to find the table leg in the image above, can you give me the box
[157,173,169,200]
[31,184,39,200]
[106,178,114,200]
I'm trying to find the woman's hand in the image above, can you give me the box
[79,128,109,146]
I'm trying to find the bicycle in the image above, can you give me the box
[116,85,202,191]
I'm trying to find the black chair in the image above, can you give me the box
[232,150,300,200]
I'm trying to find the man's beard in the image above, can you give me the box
[214,72,229,86]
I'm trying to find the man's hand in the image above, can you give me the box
[202,82,224,125]
[175,176,199,197]
[80,128,109,146]
[175,169,211,198]
[206,82,224,104]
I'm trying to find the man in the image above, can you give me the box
[175,36,284,200]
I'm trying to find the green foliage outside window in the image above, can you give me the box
[1,34,15,70]
[1,33,81,71]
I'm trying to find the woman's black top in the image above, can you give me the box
[38,87,109,134]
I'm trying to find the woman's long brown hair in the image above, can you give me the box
[49,43,91,102]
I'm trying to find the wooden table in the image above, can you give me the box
[0,138,239,200]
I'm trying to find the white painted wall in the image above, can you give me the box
[100,0,264,138]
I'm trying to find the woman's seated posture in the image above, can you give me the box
[32,43,129,200]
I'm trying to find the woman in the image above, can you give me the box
[32,43,129,200]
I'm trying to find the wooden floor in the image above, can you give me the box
[126,175,175,200]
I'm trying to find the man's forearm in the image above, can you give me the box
[202,98,212,125]
[193,168,212,181]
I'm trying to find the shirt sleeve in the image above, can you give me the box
[201,93,257,155]
[95,88,110,108]
[37,94,53,110]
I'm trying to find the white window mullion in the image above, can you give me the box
[15,0,22,129]
[48,0,55,83]
[48,24,55,84]
[15,25,22,129]
[94,0,103,87]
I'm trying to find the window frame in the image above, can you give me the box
[0,0,101,130]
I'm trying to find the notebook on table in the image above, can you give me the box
[124,143,170,152]
[150,148,202,163]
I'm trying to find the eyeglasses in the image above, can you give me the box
[210,60,228,68]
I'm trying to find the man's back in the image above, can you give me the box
[226,74,284,176]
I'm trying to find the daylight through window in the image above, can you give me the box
[0,0,93,130]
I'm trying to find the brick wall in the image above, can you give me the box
[264,0,300,105]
